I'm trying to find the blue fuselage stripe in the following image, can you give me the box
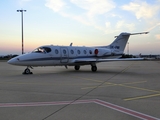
[22,54,122,62]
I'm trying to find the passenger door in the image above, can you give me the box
[60,47,69,63]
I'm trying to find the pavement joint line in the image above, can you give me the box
[81,84,116,89]
[94,99,159,120]
[42,71,121,119]
[51,71,160,101]
[0,99,158,120]
[79,62,160,103]
[74,62,136,83]
[1,61,160,119]
[80,62,147,89]
[121,62,136,73]
[81,80,160,100]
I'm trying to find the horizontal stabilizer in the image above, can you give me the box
[130,32,149,35]
[115,32,149,38]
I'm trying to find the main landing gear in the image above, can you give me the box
[23,67,33,74]
[74,64,97,72]
[74,65,80,70]
[91,63,97,72]
[91,65,97,72]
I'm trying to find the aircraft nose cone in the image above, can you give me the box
[7,58,19,65]
[8,58,14,65]
[7,59,12,64]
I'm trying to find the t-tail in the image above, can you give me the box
[102,32,149,55]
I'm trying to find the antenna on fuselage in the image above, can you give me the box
[70,43,73,46]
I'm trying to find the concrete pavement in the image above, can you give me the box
[0,61,160,120]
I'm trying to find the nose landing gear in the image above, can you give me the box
[23,67,33,74]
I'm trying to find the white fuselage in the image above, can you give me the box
[7,32,148,73]
[8,45,120,66]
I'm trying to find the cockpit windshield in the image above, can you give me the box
[32,47,51,53]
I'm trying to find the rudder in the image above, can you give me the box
[109,33,131,54]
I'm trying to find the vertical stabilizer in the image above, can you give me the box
[103,32,148,54]
[109,33,130,53]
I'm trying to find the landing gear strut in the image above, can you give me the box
[23,67,33,74]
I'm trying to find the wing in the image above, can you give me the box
[73,58,144,63]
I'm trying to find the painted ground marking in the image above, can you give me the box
[79,78,160,101]
[81,81,147,89]
[0,99,159,120]
[124,93,160,101]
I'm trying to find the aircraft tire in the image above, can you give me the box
[91,66,97,72]
[23,68,31,74]
[75,65,80,70]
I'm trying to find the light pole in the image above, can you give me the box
[17,9,26,54]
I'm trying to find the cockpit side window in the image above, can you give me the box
[43,47,51,53]
[32,47,51,53]
[32,47,45,53]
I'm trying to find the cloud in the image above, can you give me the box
[147,22,160,31]
[116,21,124,29]
[46,0,160,34]
[22,0,31,1]
[18,0,32,6]
[45,0,66,12]
[155,34,160,40]
[110,13,122,18]
[70,0,116,17]
[116,20,135,31]
[122,1,160,19]
[19,0,32,2]
[45,0,116,33]
[45,0,116,16]
[105,22,111,28]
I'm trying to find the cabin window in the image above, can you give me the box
[89,50,92,54]
[63,50,66,54]
[77,50,80,54]
[55,49,59,54]
[83,50,87,54]
[70,50,74,54]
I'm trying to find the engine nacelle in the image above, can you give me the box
[94,48,111,56]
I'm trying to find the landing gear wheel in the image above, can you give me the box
[74,65,80,70]
[23,68,32,74]
[91,66,97,72]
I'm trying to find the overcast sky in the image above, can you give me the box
[0,0,160,55]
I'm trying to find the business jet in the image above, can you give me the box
[8,32,148,74]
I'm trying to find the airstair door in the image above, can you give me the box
[60,47,69,63]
